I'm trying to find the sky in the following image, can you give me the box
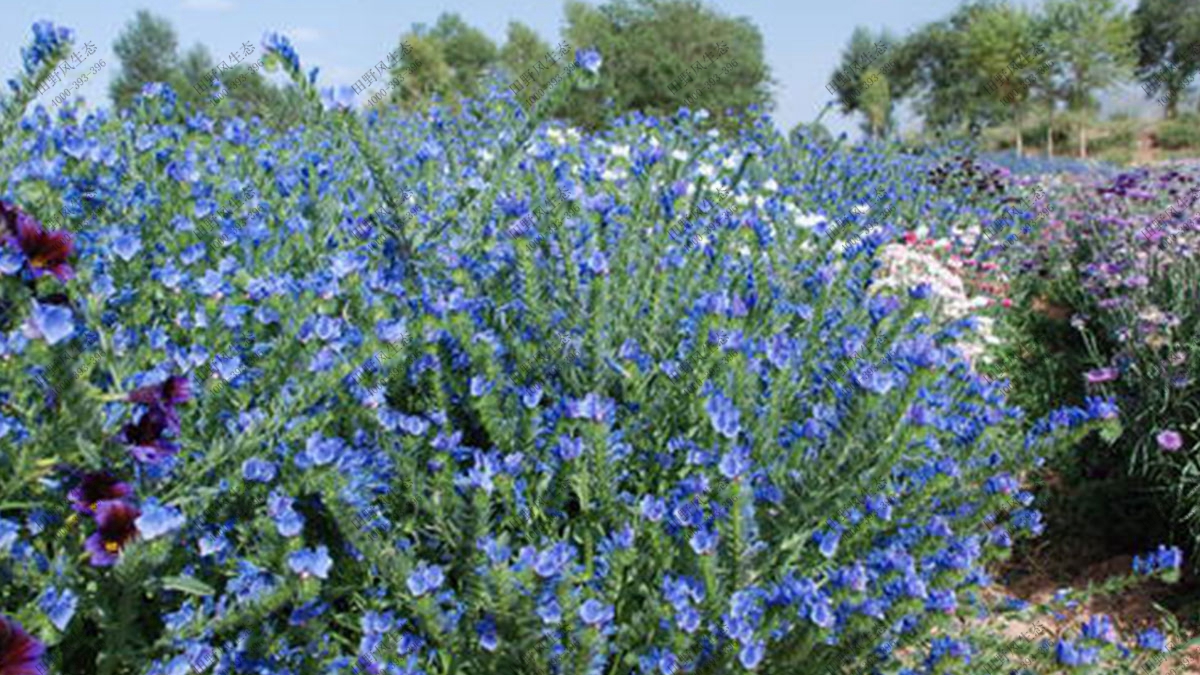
[0,0,1144,137]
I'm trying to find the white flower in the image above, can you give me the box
[611,144,630,159]
[851,203,870,215]
[601,167,624,182]
[762,178,778,193]
[794,213,825,229]
[671,149,689,162]
[723,154,742,170]
[698,163,715,179]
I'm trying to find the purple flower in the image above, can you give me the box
[0,615,46,675]
[1156,430,1183,452]
[0,200,75,282]
[83,500,140,567]
[128,375,191,408]
[118,405,180,463]
[68,471,132,514]
[579,599,614,626]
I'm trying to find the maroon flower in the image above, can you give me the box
[68,471,133,515]
[0,200,74,282]
[0,615,47,675]
[83,499,140,567]
[128,375,191,408]
[117,405,180,463]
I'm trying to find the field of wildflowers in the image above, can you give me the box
[0,20,1194,675]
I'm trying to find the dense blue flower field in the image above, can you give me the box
[0,22,1180,675]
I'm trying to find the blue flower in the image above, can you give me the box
[406,562,444,596]
[705,391,741,439]
[135,499,186,541]
[242,457,277,483]
[113,232,143,262]
[689,527,718,555]
[739,641,765,669]
[1137,628,1167,651]
[29,301,74,345]
[38,587,78,631]
[288,545,333,580]
[556,435,585,462]
[579,599,614,626]
[320,85,356,111]
[0,519,17,553]
[575,48,603,75]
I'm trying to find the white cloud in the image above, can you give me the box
[182,0,235,10]
[283,27,321,44]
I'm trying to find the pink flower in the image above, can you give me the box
[1156,430,1183,453]
[1085,367,1119,384]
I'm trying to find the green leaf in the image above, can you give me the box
[1099,419,1124,445]
[160,575,217,596]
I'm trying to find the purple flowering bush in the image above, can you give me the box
[997,163,1200,561]
[0,22,1134,675]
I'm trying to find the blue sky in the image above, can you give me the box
[0,0,1141,136]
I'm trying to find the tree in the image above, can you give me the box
[427,13,499,99]
[500,21,552,81]
[857,67,891,139]
[558,0,772,130]
[176,45,215,108]
[830,26,897,132]
[389,32,454,110]
[1132,0,1200,118]
[962,2,1039,155]
[1043,0,1135,157]
[898,2,1001,133]
[109,10,181,109]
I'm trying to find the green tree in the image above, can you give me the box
[899,2,1000,133]
[1132,0,1200,118]
[500,21,552,82]
[857,67,891,139]
[558,0,772,130]
[109,10,181,109]
[390,32,454,110]
[176,45,215,108]
[428,13,499,99]
[1043,0,1135,157]
[962,2,1040,155]
[830,26,897,133]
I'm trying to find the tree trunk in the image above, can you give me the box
[1015,108,1023,157]
[1079,121,1087,159]
[1047,104,1054,158]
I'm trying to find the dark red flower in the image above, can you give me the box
[83,499,140,567]
[117,405,180,463]
[0,200,74,282]
[0,615,47,675]
[68,471,133,515]
[128,375,191,407]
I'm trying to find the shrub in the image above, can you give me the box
[0,24,1123,675]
